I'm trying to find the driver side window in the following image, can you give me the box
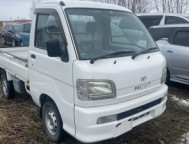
[35,12,67,57]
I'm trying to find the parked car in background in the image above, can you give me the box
[137,13,189,29]
[0,0,168,143]
[1,31,4,38]
[3,24,23,47]
[19,23,31,46]
[153,24,189,85]
[148,25,177,41]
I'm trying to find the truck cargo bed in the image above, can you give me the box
[0,47,29,82]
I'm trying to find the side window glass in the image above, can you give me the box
[149,27,176,41]
[24,24,31,33]
[165,16,188,24]
[138,16,162,29]
[35,13,67,57]
[141,19,161,29]
[149,28,164,41]
[173,31,189,47]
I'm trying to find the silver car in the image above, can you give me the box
[150,24,189,85]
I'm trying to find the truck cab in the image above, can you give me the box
[0,1,167,143]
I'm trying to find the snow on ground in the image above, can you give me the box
[180,132,189,144]
[169,95,189,144]
[169,95,189,108]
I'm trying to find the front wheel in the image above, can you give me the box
[42,101,64,142]
[1,73,15,99]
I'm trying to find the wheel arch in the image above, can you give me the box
[39,94,61,120]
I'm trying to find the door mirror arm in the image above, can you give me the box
[60,46,69,62]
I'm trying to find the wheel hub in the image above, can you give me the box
[2,80,8,96]
[45,108,57,135]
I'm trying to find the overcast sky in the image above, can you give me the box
[0,0,37,21]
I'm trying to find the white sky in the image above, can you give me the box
[0,0,77,21]
[0,0,188,21]
[0,0,37,21]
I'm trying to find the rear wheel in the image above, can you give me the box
[42,101,64,142]
[1,73,15,99]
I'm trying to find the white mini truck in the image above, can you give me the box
[0,1,168,143]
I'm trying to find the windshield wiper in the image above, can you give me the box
[90,50,135,64]
[131,47,159,60]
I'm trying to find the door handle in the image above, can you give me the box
[167,50,173,53]
[31,54,36,59]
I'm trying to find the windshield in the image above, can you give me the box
[13,25,23,33]
[66,9,156,60]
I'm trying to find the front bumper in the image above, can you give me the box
[74,84,168,143]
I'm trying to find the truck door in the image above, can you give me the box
[165,28,189,79]
[28,8,75,136]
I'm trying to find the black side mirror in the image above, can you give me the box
[47,39,62,57]
[46,39,69,62]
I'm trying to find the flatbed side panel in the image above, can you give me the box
[0,47,29,61]
[0,53,29,82]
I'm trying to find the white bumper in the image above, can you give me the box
[74,84,168,143]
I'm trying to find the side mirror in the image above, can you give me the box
[46,39,62,57]
[46,39,69,62]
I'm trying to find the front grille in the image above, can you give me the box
[117,98,161,120]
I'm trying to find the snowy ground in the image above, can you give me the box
[170,95,189,108]
[180,132,189,144]
[169,95,189,144]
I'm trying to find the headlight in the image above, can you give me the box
[15,34,20,38]
[76,80,116,100]
[161,67,167,84]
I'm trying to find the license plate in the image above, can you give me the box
[134,82,151,91]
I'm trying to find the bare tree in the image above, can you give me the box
[91,0,152,13]
[154,0,189,13]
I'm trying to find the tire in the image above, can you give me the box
[42,101,64,142]
[12,39,16,47]
[166,69,170,85]
[1,73,15,99]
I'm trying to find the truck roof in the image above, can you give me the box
[38,0,131,13]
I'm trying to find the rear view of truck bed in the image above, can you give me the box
[0,47,29,82]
